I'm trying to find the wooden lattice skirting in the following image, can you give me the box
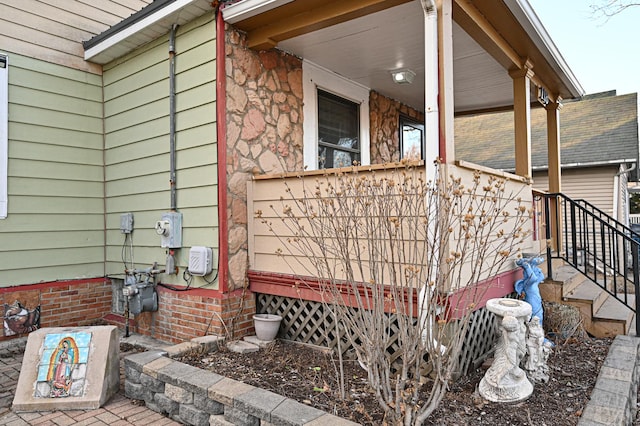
[256,293,513,376]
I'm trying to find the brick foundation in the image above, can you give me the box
[107,287,256,344]
[0,278,112,342]
[1,278,256,345]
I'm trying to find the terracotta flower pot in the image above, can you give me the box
[253,314,282,341]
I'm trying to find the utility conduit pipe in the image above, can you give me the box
[169,24,178,211]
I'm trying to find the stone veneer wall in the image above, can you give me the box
[369,91,424,164]
[224,26,424,294]
[225,24,304,291]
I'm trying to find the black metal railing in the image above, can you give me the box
[539,192,640,335]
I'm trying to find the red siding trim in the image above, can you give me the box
[249,268,522,319]
[156,284,249,300]
[444,268,522,319]
[0,277,108,293]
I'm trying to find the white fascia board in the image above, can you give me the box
[505,0,585,98]
[530,158,638,171]
[84,0,200,61]
[222,0,294,23]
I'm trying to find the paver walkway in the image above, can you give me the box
[0,334,182,426]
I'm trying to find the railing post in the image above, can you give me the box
[570,202,578,267]
[550,196,562,254]
[633,239,640,336]
[544,195,552,279]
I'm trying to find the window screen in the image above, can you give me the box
[317,89,360,169]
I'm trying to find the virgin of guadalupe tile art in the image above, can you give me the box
[34,332,91,398]
[3,301,40,336]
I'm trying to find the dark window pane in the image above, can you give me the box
[318,89,359,168]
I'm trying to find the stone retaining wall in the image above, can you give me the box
[124,338,357,426]
[578,335,640,426]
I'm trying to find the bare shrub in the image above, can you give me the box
[256,161,532,425]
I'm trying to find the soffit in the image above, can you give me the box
[84,0,214,64]
[229,0,582,113]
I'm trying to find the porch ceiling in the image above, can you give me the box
[228,0,584,114]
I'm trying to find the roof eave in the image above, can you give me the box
[504,0,585,100]
[222,0,294,23]
[83,0,213,65]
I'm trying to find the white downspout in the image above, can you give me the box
[615,164,636,223]
[422,0,439,178]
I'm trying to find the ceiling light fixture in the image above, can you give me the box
[391,69,416,85]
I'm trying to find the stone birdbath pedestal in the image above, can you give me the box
[479,298,533,403]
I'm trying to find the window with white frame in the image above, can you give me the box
[0,54,7,219]
[302,60,370,170]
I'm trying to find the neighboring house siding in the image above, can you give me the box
[0,53,105,286]
[103,13,218,286]
[533,166,617,215]
[0,0,151,74]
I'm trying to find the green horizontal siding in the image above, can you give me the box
[0,54,105,286]
[11,85,103,117]
[3,213,103,232]
[0,230,105,251]
[105,206,218,231]
[11,69,102,103]
[105,116,168,149]
[10,159,103,180]
[10,104,102,133]
[10,196,103,214]
[103,12,219,286]
[0,247,104,270]
[8,177,103,197]
[9,122,103,150]
[11,141,103,165]
[1,265,106,285]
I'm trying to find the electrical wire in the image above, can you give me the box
[121,233,135,272]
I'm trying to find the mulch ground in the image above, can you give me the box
[175,335,612,425]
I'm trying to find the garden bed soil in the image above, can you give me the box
[176,335,612,425]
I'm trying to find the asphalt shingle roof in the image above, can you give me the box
[454,92,639,172]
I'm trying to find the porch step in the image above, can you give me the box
[564,279,608,311]
[592,294,636,337]
[542,264,636,338]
